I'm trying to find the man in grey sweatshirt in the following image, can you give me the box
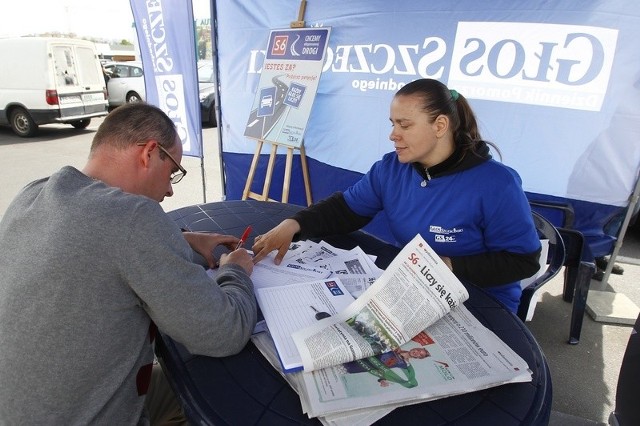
[0,103,257,424]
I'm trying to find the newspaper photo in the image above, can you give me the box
[251,240,333,288]
[251,240,381,292]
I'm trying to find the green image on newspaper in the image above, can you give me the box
[345,307,395,355]
[340,331,434,389]
[343,308,433,388]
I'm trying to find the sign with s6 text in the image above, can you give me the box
[244,27,331,148]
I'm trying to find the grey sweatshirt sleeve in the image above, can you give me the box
[120,201,257,357]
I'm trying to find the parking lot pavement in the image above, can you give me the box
[0,117,222,221]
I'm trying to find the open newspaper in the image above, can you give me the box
[251,302,532,424]
[249,234,532,424]
[253,234,469,372]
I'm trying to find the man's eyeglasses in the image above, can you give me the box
[136,142,187,184]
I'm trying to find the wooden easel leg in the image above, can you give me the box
[242,140,263,200]
[282,147,294,203]
[244,140,313,204]
[299,144,313,206]
[261,144,278,201]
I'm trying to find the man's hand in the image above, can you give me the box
[219,249,254,276]
[182,232,239,269]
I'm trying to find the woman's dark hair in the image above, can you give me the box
[395,79,498,158]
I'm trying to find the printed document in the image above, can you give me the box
[255,278,355,372]
[255,234,469,373]
[250,234,531,425]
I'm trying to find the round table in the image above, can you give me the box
[158,200,552,425]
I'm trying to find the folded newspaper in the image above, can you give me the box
[252,303,532,424]
[250,234,532,424]
[254,233,470,373]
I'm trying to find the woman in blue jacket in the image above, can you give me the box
[252,78,541,313]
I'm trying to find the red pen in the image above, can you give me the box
[235,225,252,250]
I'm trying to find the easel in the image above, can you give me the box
[241,0,313,206]
[242,139,313,205]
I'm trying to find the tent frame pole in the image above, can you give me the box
[597,172,640,289]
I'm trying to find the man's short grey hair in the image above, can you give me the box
[90,103,178,152]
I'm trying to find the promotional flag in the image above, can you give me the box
[129,0,202,157]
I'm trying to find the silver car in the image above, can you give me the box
[105,61,216,127]
[104,62,146,107]
[198,62,217,127]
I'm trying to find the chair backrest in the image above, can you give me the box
[528,199,575,228]
[517,211,567,321]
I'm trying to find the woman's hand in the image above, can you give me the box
[182,232,239,269]
[251,219,301,265]
[440,256,453,271]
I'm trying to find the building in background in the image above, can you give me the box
[95,42,137,63]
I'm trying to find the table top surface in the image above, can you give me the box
[159,200,551,426]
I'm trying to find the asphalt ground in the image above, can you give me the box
[0,116,222,221]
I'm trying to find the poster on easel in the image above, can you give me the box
[244,27,331,148]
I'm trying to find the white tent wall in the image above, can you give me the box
[210,0,640,257]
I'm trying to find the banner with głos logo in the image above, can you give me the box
[214,0,640,255]
[130,0,202,157]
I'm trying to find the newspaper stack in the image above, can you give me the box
[250,234,532,426]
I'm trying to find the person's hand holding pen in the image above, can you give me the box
[235,226,252,250]
[219,249,253,276]
[182,229,253,275]
[217,226,254,275]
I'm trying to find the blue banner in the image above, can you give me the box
[130,0,202,157]
[213,0,640,256]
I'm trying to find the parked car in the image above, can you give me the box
[105,60,216,127]
[104,61,145,107]
[0,37,108,137]
[198,62,217,127]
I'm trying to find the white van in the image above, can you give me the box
[0,37,109,137]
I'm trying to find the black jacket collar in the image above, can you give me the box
[412,141,492,181]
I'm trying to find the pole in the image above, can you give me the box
[210,0,226,200]
[598,172,640,288]
[200,156,207,203]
